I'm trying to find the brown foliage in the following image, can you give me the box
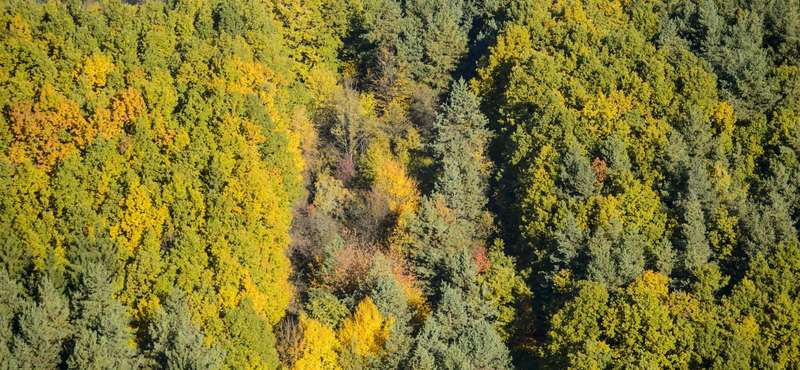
[324,229,376,294]
[591,157,608,185]
[335,153,356,186]
[276,315,305,368]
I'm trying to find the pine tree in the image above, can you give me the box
[145,288,224,370]
[12,277,70,370]
[66,264,137,370]
[0,270,21,370]
[559,141,596,200]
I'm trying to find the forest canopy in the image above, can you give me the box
[0,0,799,369]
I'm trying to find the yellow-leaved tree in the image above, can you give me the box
[294,317,342,370]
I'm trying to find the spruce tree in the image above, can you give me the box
[398,0,471,90]
[66,264,137,370]
[409,286,510,370]
[602,134,631,176]
[432,78,491,225]
[550,213,585,281]
[616,228,646,287]
[367,273,414,369]
[586,229,619,289]
[0,270,20,370]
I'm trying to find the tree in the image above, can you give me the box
[0,269,21,370]
[432,78,492,225]
[293,317,341,370]
[223,298,281,370]
[559,141,596,200]
[145,288,224,370]
[398,0,472,90]
[550,213,586,282]
[679,193,712,272]
[12,277,70,370]
[409,286,511,370]
[337,297,392,360]
[66,264,137,370]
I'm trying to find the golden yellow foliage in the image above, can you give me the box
[373,160,420,217]
[295,317,341,370]
[337,297,393,356]
[402,281,431,326]
[82,54,115,88]
[112,181,168,255]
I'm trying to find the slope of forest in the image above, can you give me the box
[0,0,799,369]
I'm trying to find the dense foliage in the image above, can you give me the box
[1,0,799,369]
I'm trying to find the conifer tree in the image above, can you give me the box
[145,288,224,370]
[432,78,491,225]
[66,264,137,370]
[12,277,70,370]
[602,134,631,176]
[680,193,712,272]
[550,213,585,281]
[559,141,596,200]
[223,299,280,370]
[367,271,414,369]
[0,270,20,370]
[409,286,510,370]
[398,0,471,90]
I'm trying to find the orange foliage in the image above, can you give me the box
[111,87,147,126]
[472,246,491,274]
[323,230,376,294]
[8,87,99,170]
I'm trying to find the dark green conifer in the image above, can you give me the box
[409,286,510,370]
[559,141,596,200]
[0,270,20,370]
[602,134,631,176]
[550,213,585,281]
[12,277,70,370]
[66,264,137,370]
[398,0,471,90]
[680,193,712,271]
[146,288,224,370]
[432,78,491,225]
